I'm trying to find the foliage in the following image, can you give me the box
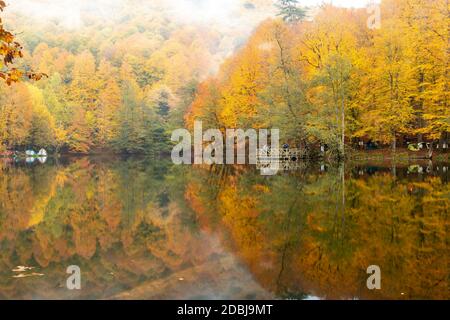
[275,0,306,23]
[0,1,258,153]
[0,2,45,85]
[185,164,449,299]
[189,1,449,155]
[0,0,448,154]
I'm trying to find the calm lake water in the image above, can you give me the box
[0,156,448,300]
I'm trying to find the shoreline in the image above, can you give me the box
[2,149,448,160]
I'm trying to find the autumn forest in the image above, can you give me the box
[0,0,448,302]
[0,0,448,156]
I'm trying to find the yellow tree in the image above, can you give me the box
[217,21,274,128]
[354,1,415,151]
[258,20,310,144]
[96,59,121,147]
[299,6,363,154]
[0,83,33,149]
[25,84,56,148]
[68,50,99,148]
[185,79,222,130]
[400,0,450,143]
[66,107,91,153]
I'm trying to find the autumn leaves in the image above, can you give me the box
[0,0,448,155]
[0,1,25,85]
[188,1,449,155]
[0,2,47,85]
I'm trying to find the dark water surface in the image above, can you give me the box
[0,156,448,300]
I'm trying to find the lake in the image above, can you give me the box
[0,156,448,300]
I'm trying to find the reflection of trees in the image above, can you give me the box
[186,165,449,299]
[0,159,447,299]
[0,158,221,299]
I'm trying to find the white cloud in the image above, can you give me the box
[6,0,379,29]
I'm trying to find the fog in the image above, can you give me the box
[6,0,378,29]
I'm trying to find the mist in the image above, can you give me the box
[5,0,377,30]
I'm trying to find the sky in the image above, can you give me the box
[6,0,380,29]
[301,0,378,8]
[168,1,380,24]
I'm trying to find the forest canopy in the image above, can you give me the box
[0,0,275,154]
[187,0,449,156]
[0,0,448,155]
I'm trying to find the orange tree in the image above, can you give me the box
[0,2,45,84]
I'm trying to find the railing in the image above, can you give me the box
[257,148,306,161]
[256,148,307,172]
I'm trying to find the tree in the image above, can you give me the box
[156,91,170,117]
[298,6,362,156]
[97,78,121,147]
[65,50,100,150]
[275,0,306,24]
[0,2,45,84]
[26,84,56,149]
[0,2,25,85]
[44,73,70,128]
[353,1,415,151]
[0,83,33,149]
[401,0,449,143]
[1,0,447,156]
[264,21,309,145]
[186,80,223,130]
[114,78,147,153]
[66,107,91,153]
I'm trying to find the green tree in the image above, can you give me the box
[275,0,306,23]
[114,79,147,153]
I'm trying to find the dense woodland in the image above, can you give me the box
[0,0,448,301]
[0,0,274,154]
[0,0,449,156]
[187,0,449,156]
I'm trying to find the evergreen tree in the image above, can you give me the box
[157,91,170,117]
[114,80,147,154]
[276,0,306,23]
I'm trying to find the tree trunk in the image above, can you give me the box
[341,100,345,157]
[340,84,346,158]
[392,135,397,153]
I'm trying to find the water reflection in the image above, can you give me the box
[0,157,448,300]
[25,157,48,164]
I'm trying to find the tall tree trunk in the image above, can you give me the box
[392,134,397,153]
[341,100,345,157]
[340,83,346,158]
